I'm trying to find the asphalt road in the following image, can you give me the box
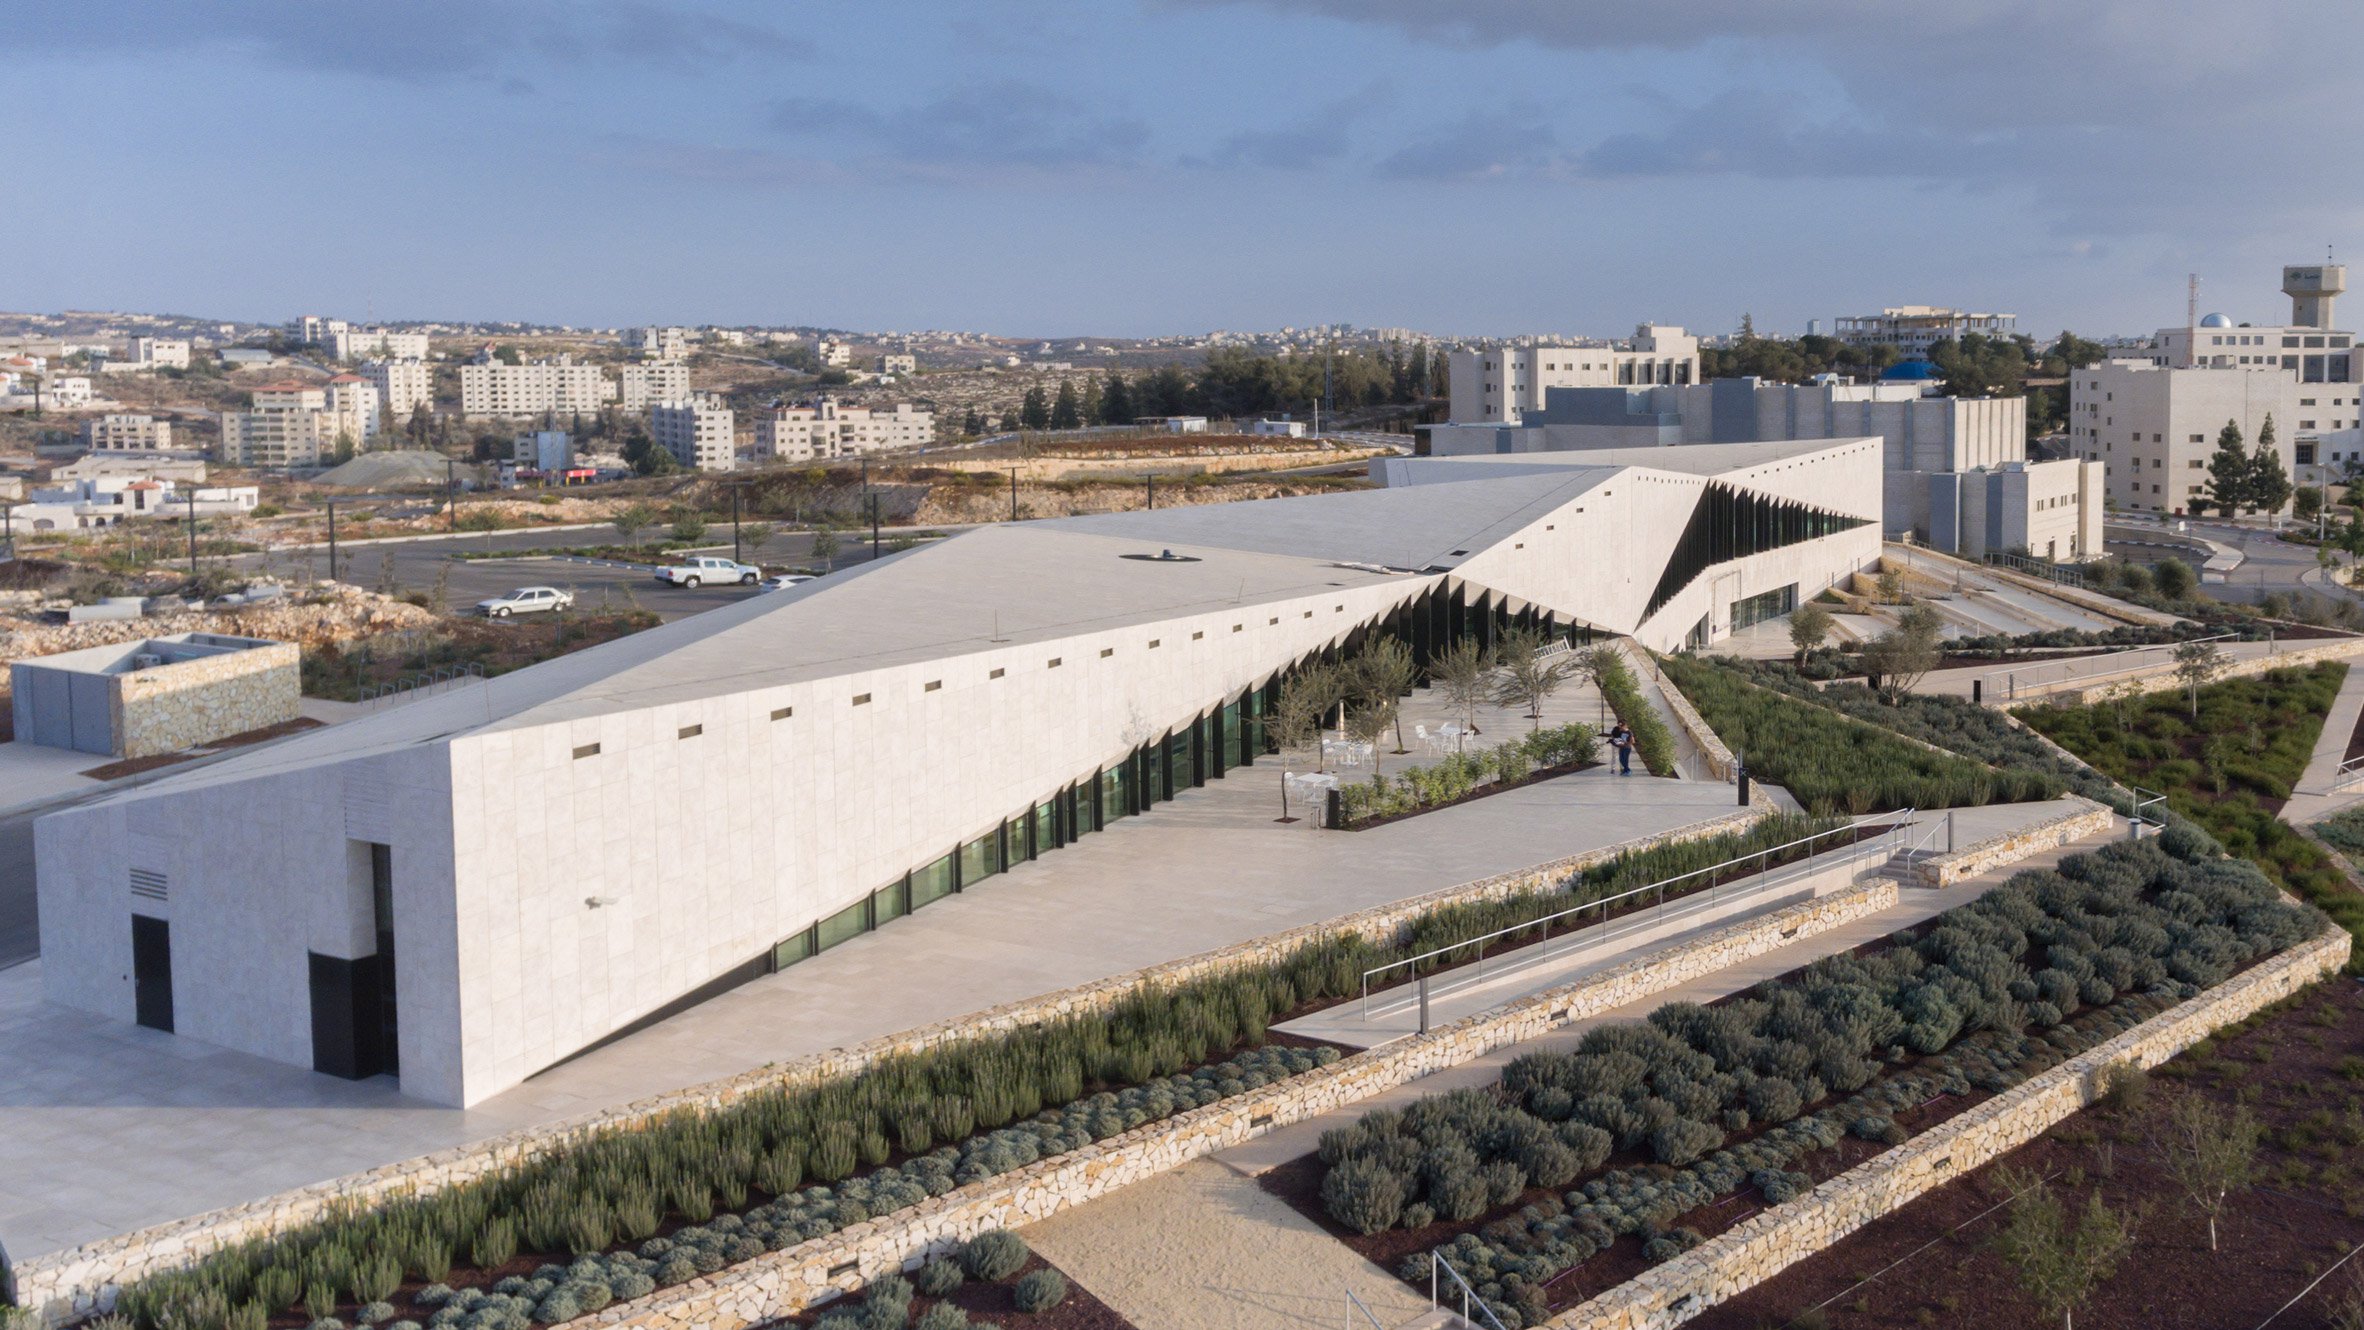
[2108,516,2334,606]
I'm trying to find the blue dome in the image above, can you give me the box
[1881,358,1941,381]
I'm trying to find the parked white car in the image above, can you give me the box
[759,574,815,592]
[478,586,573,618]
[654,556,760,588]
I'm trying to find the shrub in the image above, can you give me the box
[913,1259,964,1297]
[1323,1157,1409,1233]
[913,1306,969,1330]
[1013,1270,1069,1313]
[1650,1118,1723,1166]
[959,1230,1029,1283]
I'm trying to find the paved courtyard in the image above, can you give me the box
[0,685,1737,1259]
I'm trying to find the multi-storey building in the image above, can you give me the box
[322,375,381,446]
[458,356,610,417]
[617,361,690,412]
[753,399,935,460]
[127,337,190,369]
[879,353,916,375]
[1446,326,1701,424]
[2070,266,2359,515]
[1832,306,2017,353]
[650,398,736,471]
[625,326,690,360]
[219,383,330,467]
[364,358,432,419]
[288,316,347,345]
[79,414,175,452]
[817,338,852,368]
[327,329,429,362]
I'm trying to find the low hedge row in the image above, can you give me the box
[1659,656,2063,813]
[1590,652,1678,775]
[1317,831,2324,1327]
[1337,723,1596,825]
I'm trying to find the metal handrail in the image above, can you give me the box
[1977,632,2239,702]
[2335,754,2364,791]
[1358,810,1920,1018]
[1431,1252,1509,1330]
[1346,1288,1387,1330]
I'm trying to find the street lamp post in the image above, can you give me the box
[446,458,457,532]
[1009,467,1019,522]
[327,500,338,581]
[730,484,743,564]
[186,489,198,578]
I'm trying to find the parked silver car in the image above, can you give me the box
[477,586,574,618]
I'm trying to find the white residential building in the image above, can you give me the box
[705,329,751,348]
[817,338,852,368]
[650,399,736,471]
[753,399,934,460]
[322,374,381,446]
[1832,306,2018,353]
[625,326,690,360]
[288,316,347,345]
[618,361,691,412]
[1250,419,1307,438]
[219,382,330,468]
[364,358,433,418]
[2069,266,2360,515]
[128,337,190,369]
[8,474,260,530]
[48,377,93,407]
[327,329,430,362]
[879,353,916,375]
[458,357,611,418]
[79,414,176,452]
[1446,325,1702,424]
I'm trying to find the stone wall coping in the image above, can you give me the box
[2000,637,2364,707]
[1643,651,1737,783]
[17,807,1772,1319]
[1547,923,2353,1330]
[1909,796,2115,888]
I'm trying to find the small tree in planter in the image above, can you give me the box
[2156,1090,2259,1253]
[1346,699,1395,774]
[1491,626,1575,731]
[1428,636,1491,744]
[1269,677,1328,822]
[1989,1168,2139,1330]
[1350,637,1418,752]
[612,501,658,548]
[1789,602,1835,663]
[2172,639,2228,719]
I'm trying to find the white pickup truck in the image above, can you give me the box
[653,555,760,588]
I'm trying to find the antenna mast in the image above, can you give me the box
[2185,273,2199,368]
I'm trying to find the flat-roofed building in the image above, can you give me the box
[650,398,735,471]
[80,414,175,452]
[1833,306,2017,353]
[625,326,689,360]
[458,356,610,418]
[618,361,690,412]
[326,329,429,362]
[218,382,329,467]
[364,357,432,418]
[128,337,190,369]
[1447,325,1702,424]
[753,398,933,460]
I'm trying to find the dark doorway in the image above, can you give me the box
[131,914,173,1032]
[372,843,398,1077]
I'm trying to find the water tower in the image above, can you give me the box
[2284,263,2347,329]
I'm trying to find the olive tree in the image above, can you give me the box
[1990,1167,2139,1330]
[1427,637,1491,742]
[2156,1091,2259,1253]
[1490,626,1575,731]
[2172,639,2227,718]
[1788,602,1835,662]
[1348,638,1418,753]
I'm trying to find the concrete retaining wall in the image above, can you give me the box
[16,809,1772,1321]
[2001,637,2364,706]
[583,883,1900,1329]
[1548,924,2351,1330]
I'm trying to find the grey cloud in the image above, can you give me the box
[1375,110,1561,183]
[1196,82,1393,171]
[1,0,806,83]
[774,82,1151,172]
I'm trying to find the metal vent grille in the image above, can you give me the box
[129,868,168,902]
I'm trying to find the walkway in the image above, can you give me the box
[1026,1160,1430,1330]
[0,739,1742,1259]
[1914,636,2355,702]
[2280,654,2364,825]
[1611,642,1709,778]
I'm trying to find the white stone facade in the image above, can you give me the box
[219,383,329,467]
[459,357,610,418]
[618,362,690,412]
[326,329,429,362]
[753,399,934,460]
[1830,305,2016,352]
[365,358,432,418]
[1447,326,1702,424]
[649,399,735,471]
[80,414,174,452]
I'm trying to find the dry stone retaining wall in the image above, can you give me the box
[1905,797,2115,889]
[115,642,299,758]
[2002,636,2364,706]
[17,809,1771,1321]
[582,882,1900,1330]
[1548,924,2352,1330]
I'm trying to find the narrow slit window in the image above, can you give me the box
[572,743,601,760]
[677,724,702,739]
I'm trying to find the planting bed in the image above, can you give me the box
[1690,971,2364,1330]
[1336,723,1599,828]
[767,1232,1132,1330]
[1592,652,1677,776]
[1266,832,2325,1329]
[1659,656,2063,814]
[2019,662,2364,964]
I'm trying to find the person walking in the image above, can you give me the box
[1610,723,1634,776]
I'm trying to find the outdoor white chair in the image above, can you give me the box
[1414,723,1437,754]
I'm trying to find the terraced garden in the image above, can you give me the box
[1269,832,2327,1329]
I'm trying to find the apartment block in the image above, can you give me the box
[1832,306,2017,352]
[754,398,935,460]
[128,337,190,369]
[650,399,736,471]
[458,357,611,417]
[364,358,432,418]
[219,383,330,467]
[1446,325,1701,424]
[322,375,381,446]
[817,338,852,368]
[625,326,689,360]
[79,414,175,452]
[879,353,916,375]
[326,329,429,362]
[617,361,690,412]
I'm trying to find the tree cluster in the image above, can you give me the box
[2196,417,2292,517]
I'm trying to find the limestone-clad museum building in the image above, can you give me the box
[36,439,1882,1105]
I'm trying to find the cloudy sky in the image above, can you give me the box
[5,0,2359,338]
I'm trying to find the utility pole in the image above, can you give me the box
[446,457,457,532]
[327,500,338,581]
[731,485,743,563]
[1146,473,1155,510]
[1009,467,1019,522]
[185,489,198,578]
[869,490,881,561]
